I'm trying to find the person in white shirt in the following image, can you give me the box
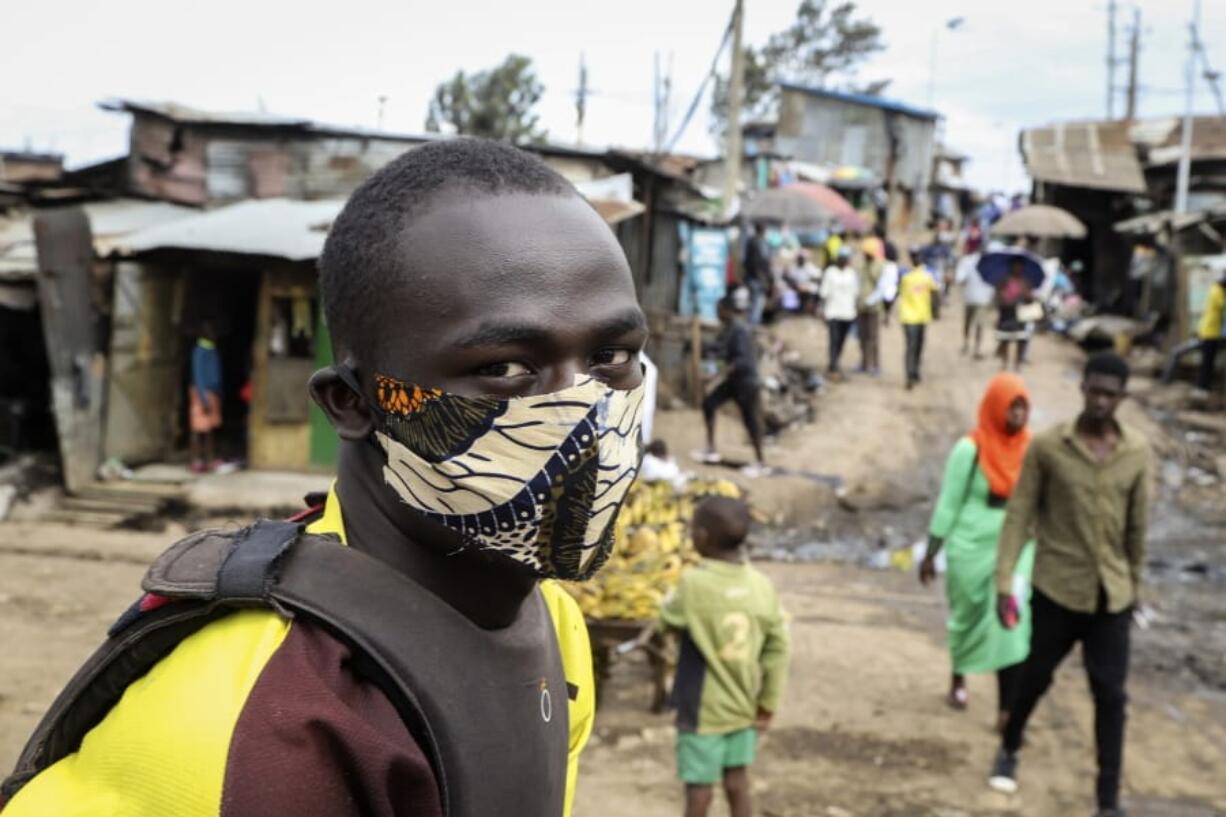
[786,250,822,314]
[956,252,995,359]
[820,247,860,375]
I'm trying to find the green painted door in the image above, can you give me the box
[308,305,338,469]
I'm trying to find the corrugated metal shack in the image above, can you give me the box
[100,99,710,315]
[772,84,939,233]
[1021,115,1226,324]
[29,100,719,475]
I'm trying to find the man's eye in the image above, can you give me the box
[591,349,634,367]
[475,361,533,378]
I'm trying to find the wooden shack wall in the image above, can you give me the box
[615,211,682,316]
[247,265,319,471]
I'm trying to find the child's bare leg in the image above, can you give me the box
[723,766,752,817]
[684,783,715,817]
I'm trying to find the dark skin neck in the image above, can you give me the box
[1074,412,1120,462]
[700,546,745,564]
[334,440,536,630]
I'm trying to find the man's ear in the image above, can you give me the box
[309,367,374,441]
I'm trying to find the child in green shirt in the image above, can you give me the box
[660,497,790,817]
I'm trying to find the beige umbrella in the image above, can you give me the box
[991,205,1087,239]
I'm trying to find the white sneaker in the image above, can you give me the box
[691,449,722,464]
[740,463,770,478]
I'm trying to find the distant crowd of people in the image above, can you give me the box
[698,214,1081,472]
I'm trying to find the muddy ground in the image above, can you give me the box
[0,300,1223,816]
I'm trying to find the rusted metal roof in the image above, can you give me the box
[116,198,344,261]
[1130,115,1226,166]
[0,199,196,280]
[1020,120,1147,193]
[778,83,940,121]
[1114,202,1226,235]
[99,99,314,129]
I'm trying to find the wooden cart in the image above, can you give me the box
[586,618,672,712]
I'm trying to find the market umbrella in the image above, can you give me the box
[976,249,1046,289]
[990,205,1087,239]
[743,183,868,232]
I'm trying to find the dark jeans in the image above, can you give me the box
[1199,338,1224,391]
[703,377,762,449]
[827,319,853,372]
[903,323,926,383]
[1002,590,1131,810]
[857,311,880,371]
[996,661,1024,714]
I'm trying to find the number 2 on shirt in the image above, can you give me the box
[718,611,752,662]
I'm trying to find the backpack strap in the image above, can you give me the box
[0,521,365,801]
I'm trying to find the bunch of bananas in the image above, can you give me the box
[563,477,744,621]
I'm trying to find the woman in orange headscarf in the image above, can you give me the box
[919,374,1036,729]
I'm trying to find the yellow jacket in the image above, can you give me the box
[1198,281,1225,340]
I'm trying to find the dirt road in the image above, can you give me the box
[0,301,1222,815]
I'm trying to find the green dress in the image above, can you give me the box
[928,437,1034,674]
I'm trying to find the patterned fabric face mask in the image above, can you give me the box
[337,367,645,580]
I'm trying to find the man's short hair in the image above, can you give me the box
[319,138,577,357]
[1084,351,1130,385]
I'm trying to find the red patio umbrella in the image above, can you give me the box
[743,182,868,232]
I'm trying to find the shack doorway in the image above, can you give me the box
[178,263,260,465]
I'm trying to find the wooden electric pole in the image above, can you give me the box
[721,0,746,220]
[575,53,589,147]
[1125,8,1141,120]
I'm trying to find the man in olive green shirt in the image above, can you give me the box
[989,352,1149,817]
[660,497,789,817]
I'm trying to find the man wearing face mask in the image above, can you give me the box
[1,140,647,817]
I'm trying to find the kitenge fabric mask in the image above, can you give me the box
[339,367,645,581]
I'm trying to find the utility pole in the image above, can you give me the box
[653,53,661,152]
[575,53,589,147]
[1125,8,1140,120]
[654,53,672,153]
[1175,0,1201,214]
[721,0,746,219]
[1106,0,1117,119]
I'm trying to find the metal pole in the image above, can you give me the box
[927,28,939,109]
[1107,0,1117,119]
[1175,0,1201,214]
[1125,8,1140,120]
[721,0,745,220]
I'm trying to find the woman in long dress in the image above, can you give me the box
[920,373,1035,729]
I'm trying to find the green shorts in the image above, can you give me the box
[676,728,757,785]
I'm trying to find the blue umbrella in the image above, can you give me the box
[976,249,1046,289]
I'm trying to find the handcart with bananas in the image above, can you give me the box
[563,477,744,710]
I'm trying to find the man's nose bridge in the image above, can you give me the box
[539,363,582,394]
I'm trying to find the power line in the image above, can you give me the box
[664,8,736,153]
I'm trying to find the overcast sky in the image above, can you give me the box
[3,0,1220,193]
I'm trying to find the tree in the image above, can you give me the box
[710,0,886,139]
[425,54,547,143]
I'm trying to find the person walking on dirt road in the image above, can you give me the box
[898,262,938,389]
[820,247,859,377]
[699,296,766,476]
[988,352,1150,817]
[921,373,1034,728]
[1195,269,1225,394]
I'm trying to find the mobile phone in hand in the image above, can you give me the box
[1003,596,1020,629]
